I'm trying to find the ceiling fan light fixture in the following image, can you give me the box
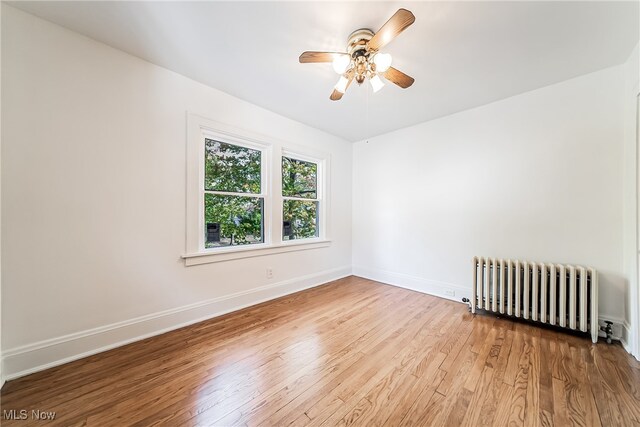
[370,74,385,93]
[299,9,415,101]
[332,55,351,74]
[373,53,392,73]
[334,75,349,93]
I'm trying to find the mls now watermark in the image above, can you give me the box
[3,409,57,421]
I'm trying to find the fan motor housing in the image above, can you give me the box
[347,28,374,58]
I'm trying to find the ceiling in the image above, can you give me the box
[8,1,639,142]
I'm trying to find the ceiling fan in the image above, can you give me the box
[299,8,415,101]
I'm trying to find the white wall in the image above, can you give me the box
[1,6,352,378]
[623,42,639,359]
[353,65,627,336]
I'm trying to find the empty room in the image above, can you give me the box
[1,1,640,426]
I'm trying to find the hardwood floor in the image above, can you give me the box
[2,276,640,426]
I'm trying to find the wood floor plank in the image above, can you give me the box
[506,330,531,427]
[429,345,478,425]
[584,345,631,426]
[491,382,514,427]
[475,328,514,426]
[471,316,497,353]
[464,327,498,392]
[503,330,524,386]
[436,342,477,396]
[460,366,495,427]
[602,345,640,421]
[576,350,603,427]
[563,343,595,427]
[538,334,554,427]
[438,312,474,357]
[398,371,447,426]
[2,276,640,427]
[383,351,447,425]
[523,334,540,427]
[552,376,570,427]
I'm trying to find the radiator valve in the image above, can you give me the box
[600,321,614,344]
[461,297,471,312]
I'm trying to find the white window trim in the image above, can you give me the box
[281,149,326,244]
[183,113,331,266]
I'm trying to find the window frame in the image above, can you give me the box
[184,113,331,266]
[281,150,325,243]
[202,136,270,251]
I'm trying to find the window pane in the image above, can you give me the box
[282,157,317,199]
[283,200,318,240]
[205,139,261,194]
[204,194,263,247]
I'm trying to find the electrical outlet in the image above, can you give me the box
[266,268,273,279]
[444,289,455,297]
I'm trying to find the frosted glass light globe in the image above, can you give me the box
[332,55,350,74]
[373,53,392,73]
[370,74,385,93]
[334,75,349,93]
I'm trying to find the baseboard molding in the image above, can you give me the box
[352,265,471,303]
[624,329,639,362]
[2,265,351,381]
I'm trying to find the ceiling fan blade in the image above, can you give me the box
[368,9,415,52]
[330,70,355,101]
[383,67,415,89]
[299,51,348,63]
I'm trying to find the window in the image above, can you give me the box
[204,139,265,247]
[185,114,330,265]
[282,156,319,240]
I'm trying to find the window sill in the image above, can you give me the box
[182,239,331,266]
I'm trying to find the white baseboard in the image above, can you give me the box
[2,266,351,381]
[352,265,470,303]
[624,328,639,362]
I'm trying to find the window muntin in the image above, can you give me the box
[203,138,265,248]
[282,155,320,241]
